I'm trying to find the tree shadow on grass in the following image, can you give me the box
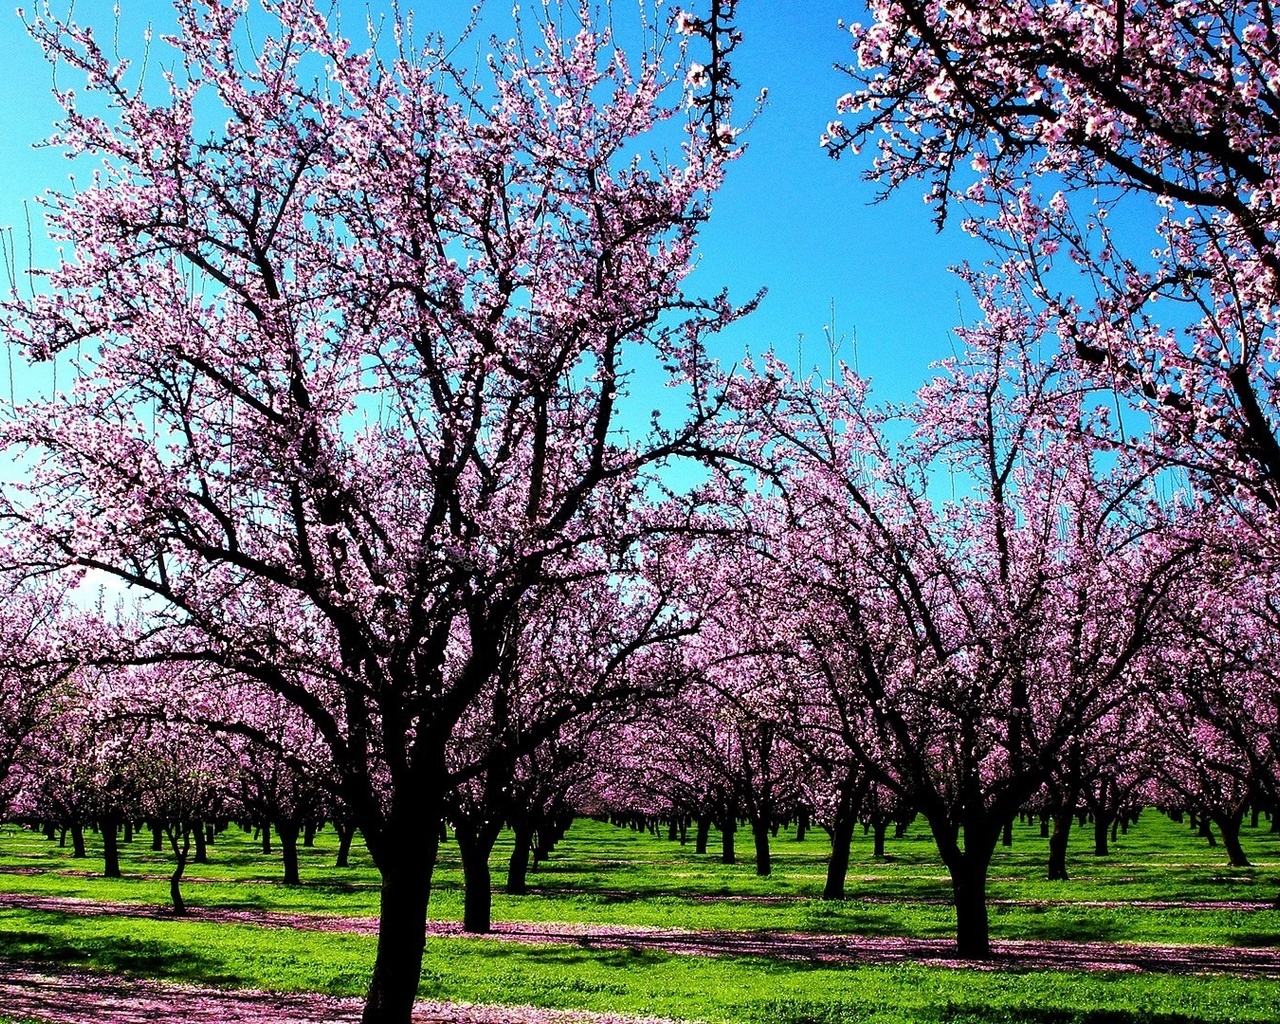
[988,916,1127,944]
[0,918,240,987]
[1229,932,1280,948]
[754,1001,1225,1024]
[934,1010,1219,1024]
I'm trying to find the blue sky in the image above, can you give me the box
[0,0,985,406]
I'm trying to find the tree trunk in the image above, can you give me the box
[823,812,856,901]
[361,821,439,1024]
[150,821,163,852]
[751,817,771,876]
[1093,809,1112,856]
[122,819,133,844]
[71,821,86,859]
[1048,812,1072,881]
[456,821,501,934]
[952,864,990,957]
[261,820,272,855]
[336,821,356,868]
[304,821,317,847]
[1001,818,1013,847]
[506,823,533,895]
[101,813,121,878]
[277,819,301,885]
[1039,813,1049,838]
[873,819,887,859]
[193,819,209,864]
[1214,813,1251,868]
[694,815,710,855]
[1199,817,1218,847]
[168,829,190,916]
[796,808,809,842]
[933,817,997,959]
[720,817,736,864]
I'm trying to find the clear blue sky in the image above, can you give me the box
[0,1,984,405]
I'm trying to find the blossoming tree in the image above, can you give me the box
[830,0,1280,506]
[724,277,1196,956]
[1,1,746,1018]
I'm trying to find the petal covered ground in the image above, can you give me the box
[0,962,682,1024]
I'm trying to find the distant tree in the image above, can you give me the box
[447,564,695,932]
[0,579,74,828]
[229,690,334,885]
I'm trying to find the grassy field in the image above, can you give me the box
[2,811,1279,1023]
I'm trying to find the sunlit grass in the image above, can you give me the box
[3,811,1280,1022]
[0,904,1278,1024]
[2,812,1278,945]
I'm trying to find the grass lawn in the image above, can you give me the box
[1,811,1279,1022]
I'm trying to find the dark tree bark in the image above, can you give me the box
[720,817,736,864]
[455,820,503,933]
[1213,812,1251,868]
[360,813,441,1024]
[751,817,771,876]
[260,820,272,855]
[694,814,710,855]
[192,819,209,864]
[1093,809,1112,856]
[506,823,533,895]
[1199,817,1218,847]
[150,820,163,852]
[823,812,857,901]
[795,808,809,842]
[167,827,191,916]
[277,819,302,885]
[101,812,121,879]
[336,820,356,868]
[70,821,86,859]
[1048,812,1072,881]
[933,816,999,958]
[873,819,888,859]
[952,865,990,957]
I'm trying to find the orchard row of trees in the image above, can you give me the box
[7,266,1280,951]
[4,2,1280,1023]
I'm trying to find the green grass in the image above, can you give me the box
[3,813,1278,945]
[0,903,1277,1024]
[3,812,1280,1022]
